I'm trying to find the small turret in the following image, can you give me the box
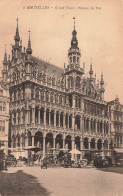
[89,62,93,81]
[100,73,105,101]
[2,45,8,82]
[26,30,32,59]
[25,30,33,75]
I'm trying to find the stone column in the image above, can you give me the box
[63,137,65,148]
[63,113,66,129]
[54,110,56,127]
[43,136,45,158]
[72,138,75,149]
[28,110,30,124]
[43,109,46,126]
[82,116,84,132]
[80,116,82,132]
[95,120,97,134]
[68,114,69,129]
[16,112,18,125]
[72,95,75,108]
[95,141,97,150]
[72,114,75,130]
[53,136,55,148]
[49,110,51,126]
[88,119,91,132]
[80,138,83,160]
[32,108,35,124]
[32,135,34,146]
[72,138,75,160]
[59,112,60,127]
[102,122,104,135]
[88,140,90,150]
[25,110,28,125]
[38,109,40,124]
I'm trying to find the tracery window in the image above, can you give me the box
[76,76,81,88]
[46,92,49,102]
[41,91,44,101]
[50,93,53,103]
[68,76,74,89]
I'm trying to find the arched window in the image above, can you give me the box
[41,91,44,101]
[73,56,76,63]
[59,95,62,105]
[46,92,49,102]
[76,77,81,87]
[35,89,39,99]
[68,77,74,89]
[50,93,53,103]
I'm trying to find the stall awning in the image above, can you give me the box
[114,148,123,153]
[24,146,41,151]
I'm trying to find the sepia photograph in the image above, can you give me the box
[0,0,123,195]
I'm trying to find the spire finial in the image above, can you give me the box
[4,44,7,61]
[73,16,76,30]
[100,72,104,86]
[16,18,18,27]
[28,29,31,49]
[26,29,32,55]
[15,17,20,42]
[89,59,93,78]
[28,29,31,41]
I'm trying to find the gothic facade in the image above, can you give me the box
[2,20,114,158]
[0,78,9,155]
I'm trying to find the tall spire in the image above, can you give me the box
[67,17,82,72]
[26,29,32,55]
[14,18,20,45]
[100,72,105,101]
[16,18,19,36]
[28,29,31,49]
[89,61,93,80]
[70,17,78,49]
[100,72,104,86]
[4,44,7,62]
[73,16,75,30]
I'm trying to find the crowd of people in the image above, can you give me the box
[0,150,122,171]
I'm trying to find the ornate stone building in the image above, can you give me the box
[2,19,112,158]
[108,97,123,149]
[0,76,9,155]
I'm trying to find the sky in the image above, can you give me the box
[0,0,123,103]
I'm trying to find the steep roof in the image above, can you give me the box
[32,56,64,78]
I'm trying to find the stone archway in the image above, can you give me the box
[55,134,63,149]
[65,135,72,150]
[28,131,32,146]
[90,138,95,149]
[45,132,53,152]
[75,136,80,150]
[104,140,108,149]
[75,115,80,130]
[34,131,43,149]
[84,137,89,149]
[97,139,102,150]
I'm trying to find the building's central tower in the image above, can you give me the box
[68,17,81,67]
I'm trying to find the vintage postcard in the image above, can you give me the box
[0,0,123,196]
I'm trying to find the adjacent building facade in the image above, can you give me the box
[1,19,122,158]
[108,97,123,149]
[0,77,9,155]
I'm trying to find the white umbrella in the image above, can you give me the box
[69,149,81,155]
